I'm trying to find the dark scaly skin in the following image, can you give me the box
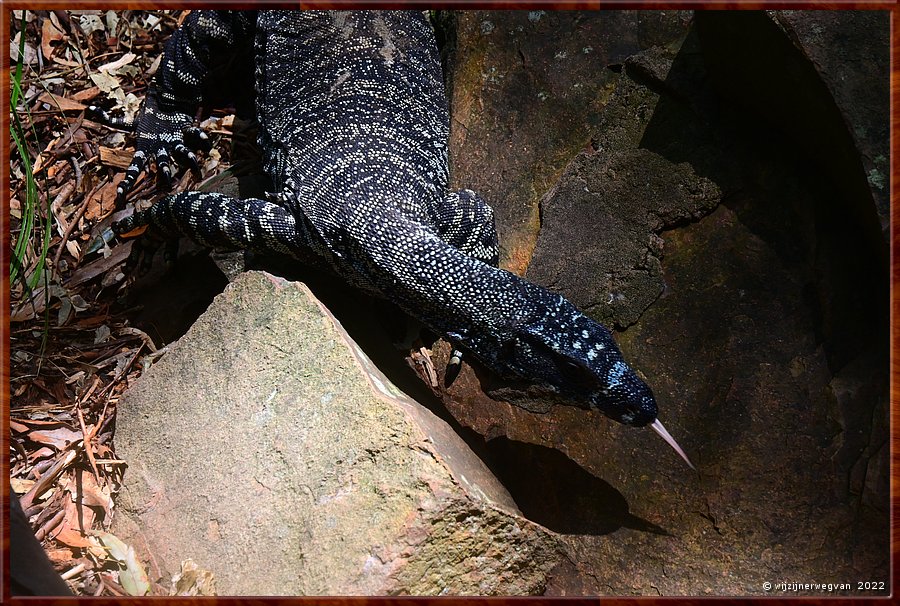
[113,10,658,427]
[112,12,256,201]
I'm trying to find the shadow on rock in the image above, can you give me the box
[484,436,668,537]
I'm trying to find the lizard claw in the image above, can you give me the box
[266,185,299,208]
[444,348,464,387]
[113,101,208,203]
[117,150,148,205]
[174,144,201,177]
[184,127,212,153]
[156,150,174,187]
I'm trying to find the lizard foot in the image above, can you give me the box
[265,182,300,209]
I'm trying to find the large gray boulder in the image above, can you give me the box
[112,271,565,595]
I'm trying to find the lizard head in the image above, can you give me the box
[491,291,695,469]
[502,302,658,426]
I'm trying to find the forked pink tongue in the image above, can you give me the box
[650,419,695,470]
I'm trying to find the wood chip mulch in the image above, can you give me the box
[9,9,232,596]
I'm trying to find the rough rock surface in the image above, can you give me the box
[112,271,564,596]
[430,9,889,596]
[526,120,720,329]
[447,10,693,273]
[773,9,889,222]
[695,10,889,247]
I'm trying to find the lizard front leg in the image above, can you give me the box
[114,11,257,203]
[434,188,500,384]
[112,191,313,260]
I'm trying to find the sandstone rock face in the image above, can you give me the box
[526,126,720,329]
[773,10,889,233]
[112,272,564,596]
[695,10,889,247]
[447,10,693,274]
[431,9,888,596]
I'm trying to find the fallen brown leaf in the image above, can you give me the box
[52,55,83,68]
[30,446,56,461]
[41,16,66,61]
[98,52,136,74]
[64,240,133,289]
[14,418,77,427]
[29,425,82,450]
[116,224,147,239]
[11,477,35,494]
[85,173,125,222]
[31,136,61,175]
[65,469,112,515]
[38,91,86,113]
[20,449,77,510]
[51,497,95,548]
[71,86,102,103]
[46,547,77,564]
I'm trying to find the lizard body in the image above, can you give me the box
[112,10,668,431]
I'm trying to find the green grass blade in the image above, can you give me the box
[9,117,35,286]
[10,13,50,292]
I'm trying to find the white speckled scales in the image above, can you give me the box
[115,10,662,427]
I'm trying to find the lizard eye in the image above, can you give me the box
[557,358,597,387]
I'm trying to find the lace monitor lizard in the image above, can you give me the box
[101,10,693,467]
